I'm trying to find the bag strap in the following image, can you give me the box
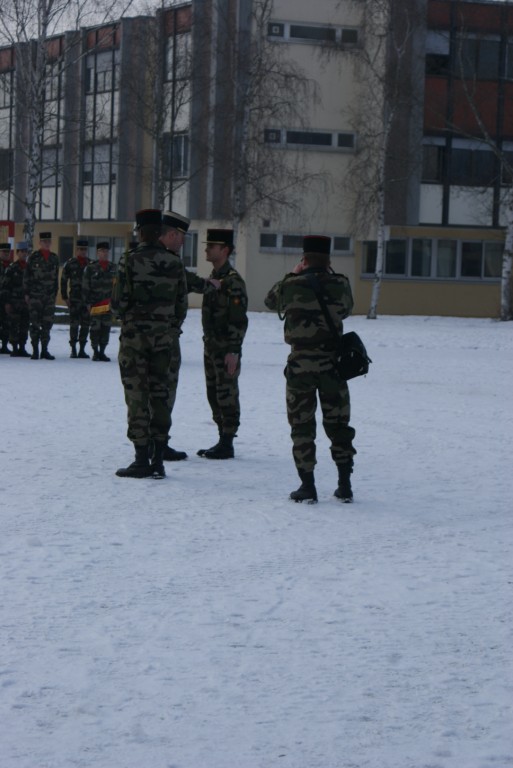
[304,272,342,344]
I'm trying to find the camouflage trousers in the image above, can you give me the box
[168,334,182,433]
[118,320,177,446]
[7,303,29,346]
[28,296,55,345]
[204,346,241,436]
[286,351,356,472]
[89,313,112,349]
[0,304,10,344]
[69,301,90,344]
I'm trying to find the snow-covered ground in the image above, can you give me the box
[1,311,512,768]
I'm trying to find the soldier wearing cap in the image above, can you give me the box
[196,228,248,460]
[0,242,13,354]
[265,235,356,503]
[82,241,117,361]
[1,242,31,357]
[112,209,188,479]
[23,231,60,359]
[60,238,92,358]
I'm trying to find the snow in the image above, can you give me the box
[1,311,512,768]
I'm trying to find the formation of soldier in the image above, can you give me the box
[0,233,118,361]
[2,216,357,503]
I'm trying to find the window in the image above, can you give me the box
[461,241,484,277]
[41,147,60,187]
[483,242,502,278]
[457,37,500,80]
[0,72,12,108]
[362,241,377,274]
[182,232,197,270]
[259,233,351,252]
[385,240,407,275]
[436,240,457,278]
[422,144,444,183]
[267,20,358,46]
[0,149,12,190]
[411,239,432,277]
[165,33,191,82]
[44,61,62,101]
[172,133,189,178]
[426,53,450,76]
[450,147,496,186]
[83,143,117,185]
[264,128,356,151]
[85,51,119,93]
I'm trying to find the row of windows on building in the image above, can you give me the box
[363,238,503,281]
[422,142,513,186]
[426,32,513,80]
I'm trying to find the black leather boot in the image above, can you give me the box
[290,469,318,503]
[150,441,166,478]
[18,344,30,357]
[163,444,188,461]
[31,341,40,360]
[77,342,89,358]
[92,346,100,361]
[9,343,19,357]
[41,344,55,360]
[197,427,222,457]
[98,345,110,362]
[70,341,78,358]
[0,339,10,354]
[202,434,234,459]
[334,462,353,503]
[116,445,153,478]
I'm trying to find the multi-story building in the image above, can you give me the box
[0,0,510,316]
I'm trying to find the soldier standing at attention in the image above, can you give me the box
[23,231,59,360]
[82,241,117,362]
[60,238,92,358]
[112,209,187,479]
[196,229,248,460]
[264,235,356,503]
[0,242,14,354]
[2,241,30,357]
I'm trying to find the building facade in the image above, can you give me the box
[0,0,510,316]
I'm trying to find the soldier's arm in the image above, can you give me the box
[225,274,248,354]
[81,266,91,305]
[175,263,188,328]
[60,263,68,301]
[110,254,130,318]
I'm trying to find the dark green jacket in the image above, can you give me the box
[82,261,117,307]
[23,250,59,300]
[201,260,248,354]
[60,257,91,302]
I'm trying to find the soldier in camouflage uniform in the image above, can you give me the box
[23,232,59,360]
[60,238,92,358]
[265,235,356,503]
[111,209,188,479]
[1,242,30,357]
[196,229,248,460]
[158,211,191,462]
[0,242,14,354]
[82,242,117,362]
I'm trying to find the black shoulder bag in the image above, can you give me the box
[305,272,372,381]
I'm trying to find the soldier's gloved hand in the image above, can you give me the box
[224,352,239,377]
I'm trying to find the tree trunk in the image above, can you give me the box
[501,202,513,321]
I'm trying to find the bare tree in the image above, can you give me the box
[329,0,423,319]
[0,0,136,241]
[189,0,324,242]
[447,29,513,321]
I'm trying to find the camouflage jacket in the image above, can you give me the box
[82,261,117,307]
[111,241,187,328]
[23,250,59,300]
[1,260,28,305]
[264,267,353,349]
[202,260,248,354]
[60,257,91,302]
[0,260,13,296]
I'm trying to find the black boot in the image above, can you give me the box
[150,441,166,478]
[31,341,39,360]
[92,346,100,361]
[0,339,10,354]
[98,345,110,362]
[77,342,89,359]
[18,344,30,358]
[163,444,188,461]
[334,462,353,503]
[9,343,19,357]
[290,469,318,503]
[70,341,78,358]
[202,433,234,460]
[40,344,55,360]
[116,445,153,478]
[197,427,222,457]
